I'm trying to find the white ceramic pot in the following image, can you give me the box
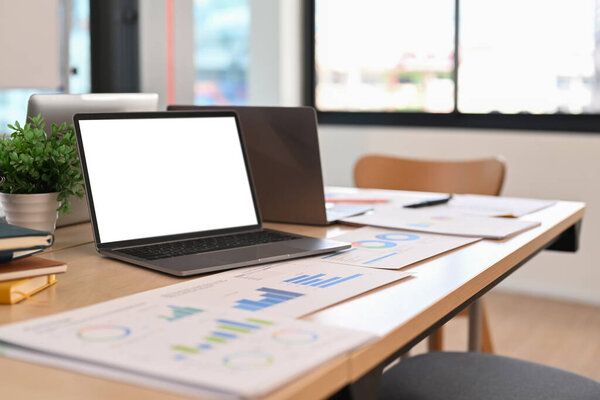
[0,192,61,233]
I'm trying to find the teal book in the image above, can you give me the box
[0,224,54,256]
[0,248,44,263]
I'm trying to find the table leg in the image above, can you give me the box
[468,298,483,351]
[329,363,384,400]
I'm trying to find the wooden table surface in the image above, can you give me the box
[0,200,585,400]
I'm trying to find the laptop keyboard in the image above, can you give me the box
[116,230,300,261]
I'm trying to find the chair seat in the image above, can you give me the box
[378,352,600,400]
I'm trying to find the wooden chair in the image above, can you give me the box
[353,154,506,353]
[354,155,505,195]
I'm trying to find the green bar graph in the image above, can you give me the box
[246,318,273,326]
[171,345,200,354]
[206,336,227,344]
[218,324,251,333]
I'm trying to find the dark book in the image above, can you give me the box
[0,248,43,263]
[0,223,54,253]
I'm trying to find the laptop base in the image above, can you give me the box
[104,236,349,277]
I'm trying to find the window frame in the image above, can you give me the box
[303,0,600,133]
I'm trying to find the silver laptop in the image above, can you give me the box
[168,105,372,225]
[26,93,160,227]
[73,111,350,276]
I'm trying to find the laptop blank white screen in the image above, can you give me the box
[78,116,259,244]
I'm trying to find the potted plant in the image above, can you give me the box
[0,115,84,232]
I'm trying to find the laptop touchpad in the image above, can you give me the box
[217,243,294,262]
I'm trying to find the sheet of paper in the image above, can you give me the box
[326,187,556,217]
[325,186,448,206]
[148,259,411,317]
[1,345,237,399]
[321,227,479,269]
[441,194,557,217]
[0,298,374,399]
[341,206,540,239]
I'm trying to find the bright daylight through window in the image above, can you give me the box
[313,0,600,125]
[316,0,455,113]
[193,0,249,105]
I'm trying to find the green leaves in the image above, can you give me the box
[0,114,84,216]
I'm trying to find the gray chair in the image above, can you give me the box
[378,352,600,400]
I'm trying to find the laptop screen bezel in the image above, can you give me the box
[73,110,264,250]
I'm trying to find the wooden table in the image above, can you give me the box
[0,200,584,400]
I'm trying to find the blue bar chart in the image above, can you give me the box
[283,273,364,288]
[233,287,304,312]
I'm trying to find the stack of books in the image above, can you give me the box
[0,223,66,304]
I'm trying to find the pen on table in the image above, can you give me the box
[403,194,453,208]
[325,198,389,204]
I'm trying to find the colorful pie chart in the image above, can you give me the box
[77,325,131,342]
[352,240,396,249]
[375,232,420,241]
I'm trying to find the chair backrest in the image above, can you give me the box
[354,155,506,196]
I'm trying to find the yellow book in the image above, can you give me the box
[0,275,57,304]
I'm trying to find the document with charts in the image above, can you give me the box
[321,227,479,270]
[326,187,555,218]
[341,206,540,239]
[149,259,411,317]
[325,186,448,205]
[442,194,556,217]
[0,298,374,399]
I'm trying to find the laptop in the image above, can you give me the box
[72,111,350,276]
[26,93,160,227]
[167,105,372,225]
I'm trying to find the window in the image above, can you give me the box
[315,0,455,113]
[307,0,600,131]
[193,0,250,105]
[459,0,597,115]
[0,0,90,131]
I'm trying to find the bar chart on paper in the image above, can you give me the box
[322,227,479,269]
[158,305,204,322]
[171,316,273,360]
[150,258,412,317]
[283,273,364,288]
[234,288,304,312]
[233,271,366,312]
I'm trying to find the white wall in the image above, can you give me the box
[0,0,67,90]
[318,125,600,305]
